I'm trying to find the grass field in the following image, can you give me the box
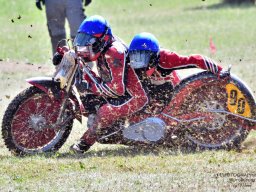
[0,0,256,191]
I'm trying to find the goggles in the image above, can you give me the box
[129,50,152,69]
[74,33,97,46]
[74,33,97,58]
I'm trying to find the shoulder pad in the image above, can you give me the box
[110,41,127,54]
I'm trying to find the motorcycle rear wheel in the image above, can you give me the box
[2,86,73,155]
[176,73,252,151]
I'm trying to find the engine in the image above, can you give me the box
[122,117,166,143]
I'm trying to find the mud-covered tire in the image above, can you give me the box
[2,86,73,155]
[172,72,254,151]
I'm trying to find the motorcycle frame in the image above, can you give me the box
[26,68,256,139]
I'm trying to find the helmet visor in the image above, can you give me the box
[129,50,151,69]
[74,33,97,46]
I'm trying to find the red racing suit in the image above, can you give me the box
[81,40,148,143]
[158,49,223,74]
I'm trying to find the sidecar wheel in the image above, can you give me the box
[175,74,252,151]
[2,86,73,156]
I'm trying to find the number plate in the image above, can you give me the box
[226,83,251,117]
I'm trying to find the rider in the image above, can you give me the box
[128,32,224,85]
[69,15,148,153]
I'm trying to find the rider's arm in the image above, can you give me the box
[158,49,223,74]
[90,44,127,98]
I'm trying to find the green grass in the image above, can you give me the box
[0,0,256,191]
[1,148,256,191]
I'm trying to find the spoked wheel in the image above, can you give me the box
[178,80,249,150]
[2,86,73,155]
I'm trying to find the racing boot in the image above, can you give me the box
[70,114,97,154]
[70,139,92,154]
[70,130,97,154]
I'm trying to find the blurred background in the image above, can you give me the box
[0,0,255,66]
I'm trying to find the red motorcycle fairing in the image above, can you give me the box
[26,77,61,98]
[26,77,84,122]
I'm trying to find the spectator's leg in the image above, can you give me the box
[66,0,86,40]
[45,0,66,55]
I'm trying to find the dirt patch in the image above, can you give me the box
[0,60,53,74]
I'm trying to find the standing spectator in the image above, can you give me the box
[35,0,92,55]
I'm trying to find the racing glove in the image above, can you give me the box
[36,0,45,10]
[84,0,92,6]
[218,69,230,79]
[52,46,70,65]
[52,52,63,66]
[217,65,231,79]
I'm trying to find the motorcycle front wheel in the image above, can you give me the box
[2,86,73,155]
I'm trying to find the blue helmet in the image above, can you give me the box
[77,15,112,37]
[74,15,113,61]
[129,32,160,69]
